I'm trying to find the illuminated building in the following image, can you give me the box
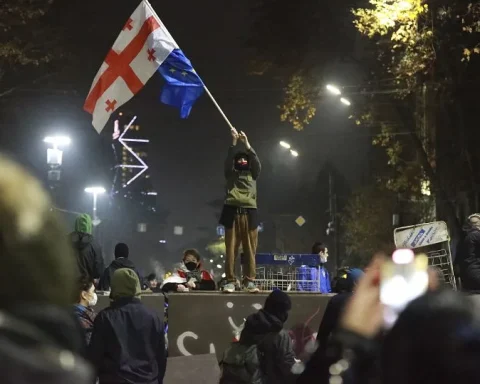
[106,112,167,267]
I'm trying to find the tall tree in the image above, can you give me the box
[0,0,60,89]
[247,0,480,241]
[351,0,480,237]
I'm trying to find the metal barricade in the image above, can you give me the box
[242,253,324,292]
[394,221,456,290]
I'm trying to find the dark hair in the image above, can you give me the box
[382,290,480,384]
[76,277,93,303]
[147,273,157,281]
[312,242,326,254]
[183,249,201,262]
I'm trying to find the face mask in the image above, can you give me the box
[185,261,197,271]
[320,255,328,264]
[88,292,98,307]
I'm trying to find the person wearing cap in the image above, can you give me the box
[297,268,364,384]
[237,289,297,383]
[456,214,480,292]
[89,268,166,384]
[316,268,364,350]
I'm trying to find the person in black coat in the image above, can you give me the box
[99,243,142,291]
[238,289,297,384]
[456,214,480,292]
[89,268,166,384]
[317,268,364,351]
[297,268,364,384]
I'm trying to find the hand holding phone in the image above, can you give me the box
[380,249,429,327]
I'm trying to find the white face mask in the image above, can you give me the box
[88,292,98,307]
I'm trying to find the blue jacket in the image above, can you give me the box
[88,297,166,384]
[297,266,331,293]
[319,266,332,294]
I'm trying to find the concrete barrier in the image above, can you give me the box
[95,292,333,359]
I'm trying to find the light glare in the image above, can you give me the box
[280,141,291,149]
[44,136,71,146]
[340,97,351,106]
[326,84,341,96]
[85,187,106,194]
[290,150,299,157]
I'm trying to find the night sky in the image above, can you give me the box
[0,0,370,269]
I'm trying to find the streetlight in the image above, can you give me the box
[326,84,341,96]
[44,135,71,188]
[280,141,291,149]
[290,150,299,157]
[85,186,106,226]
[340,97,351,106]
[44,136,71,149]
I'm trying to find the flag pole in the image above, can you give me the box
[203,86,235,130]
[143,0,235,131]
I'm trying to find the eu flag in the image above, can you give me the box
[158,49,204,118]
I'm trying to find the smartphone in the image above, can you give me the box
[380,249,429,328]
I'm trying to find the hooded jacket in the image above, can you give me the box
[99,258,142,292]
[69,214,104,280]
[224,146,261,209]
[89,269,166,384]
[239,309,296,384]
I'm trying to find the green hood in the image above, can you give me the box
[110,268,141,300]
[74,213,93,235]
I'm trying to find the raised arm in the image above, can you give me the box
[224,128,239,179]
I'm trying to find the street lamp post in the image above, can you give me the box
[43,136,71,200]
[85,186,106,226]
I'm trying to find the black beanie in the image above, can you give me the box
[115,243,129,259]
[264,289,292,323]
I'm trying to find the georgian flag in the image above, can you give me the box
[84,0,178,133]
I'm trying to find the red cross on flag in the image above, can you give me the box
[84,0,179,133]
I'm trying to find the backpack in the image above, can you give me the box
[219,334,274,384]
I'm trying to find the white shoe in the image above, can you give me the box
[223,283,236,293]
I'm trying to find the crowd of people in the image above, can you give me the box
[4,149,480,384]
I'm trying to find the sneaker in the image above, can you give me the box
[223,283,236,293]
[245,282,260,293]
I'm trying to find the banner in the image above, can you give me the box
[394,221,450,249]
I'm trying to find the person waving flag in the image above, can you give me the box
[84,0,203,133]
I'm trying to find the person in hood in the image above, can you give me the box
[162,249,215,292]
[99,242,142,291]
[238,289,297,383]
[0,154,93,384]
[69,213,104,282]
[455,214,480,292]
[219,128,261,294]
[89,268,166,384]
[74,277,97,345]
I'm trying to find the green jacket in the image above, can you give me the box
[224,146,261,209]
